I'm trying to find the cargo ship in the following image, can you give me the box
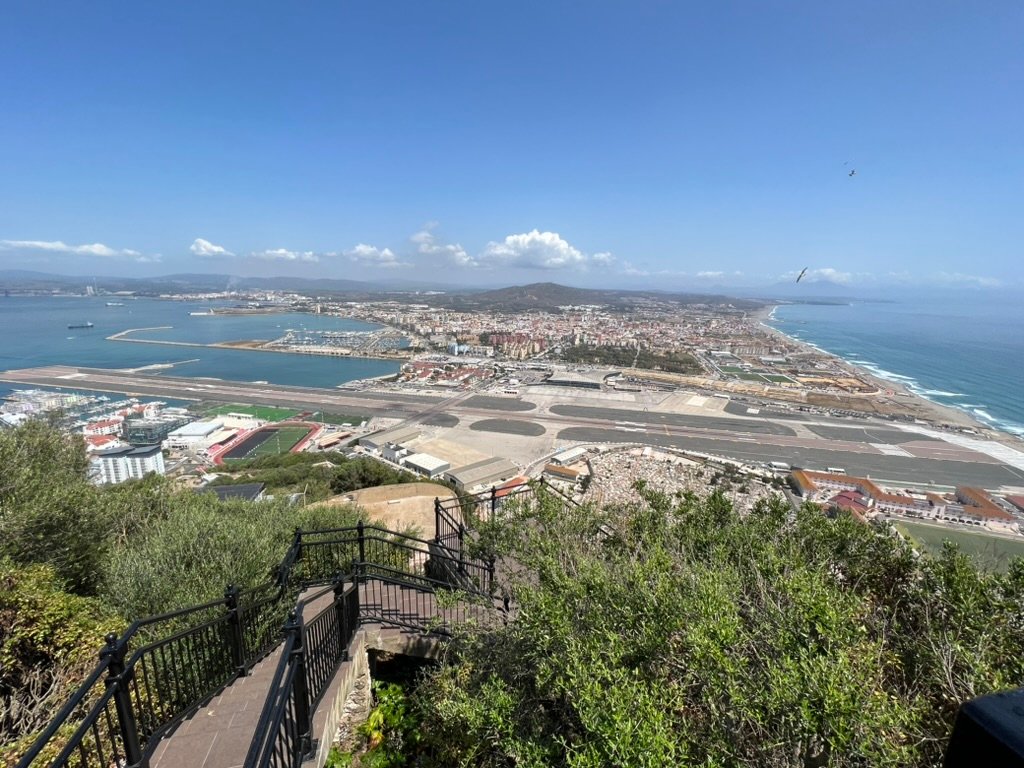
[67,322,95,329]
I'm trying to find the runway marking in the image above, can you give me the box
[871,443,912,457]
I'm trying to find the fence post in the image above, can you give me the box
[490,486,497,520]
[100,633,144,768]
[357,520,365,580]
[458,523,466,574]
[334,578,350,662]
[285,610,316,760]
[224,584,246,676]
[434,497,441,543]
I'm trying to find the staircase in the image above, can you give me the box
[151,650,283,768]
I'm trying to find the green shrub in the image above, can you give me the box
[410,490,1024,767]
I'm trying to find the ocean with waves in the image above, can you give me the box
[768,297,1024,437]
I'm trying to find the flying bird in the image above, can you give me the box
[796,267,808,283]
[848,169,857,177]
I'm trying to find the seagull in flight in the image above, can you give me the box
[796,267,808,283]
[848,169,857,177]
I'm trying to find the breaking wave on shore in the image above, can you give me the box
[768,303,1024,438]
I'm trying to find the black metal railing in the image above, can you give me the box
[244,580,360,768]
[16,484,562,768]
[15,539,304,768]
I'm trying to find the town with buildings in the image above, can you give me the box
[2,287,1023,550]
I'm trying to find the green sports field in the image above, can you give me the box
[312,411,364,426]
[249,427,310,457]
[222,426,313,461]
[205,403,300,422]
[895,520,1024,572]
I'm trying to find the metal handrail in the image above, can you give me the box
[14,487,548,768]
[244,580,359,768]
[14,533,304,768]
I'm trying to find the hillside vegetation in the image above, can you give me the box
[207,451,423,502]
[0,421,364,758]
[391,488,1023,767]
[2,421,1022,766]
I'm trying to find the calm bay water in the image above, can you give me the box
[768,298,1024,436]
[0,296,400,400]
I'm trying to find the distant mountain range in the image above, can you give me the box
[0,270,455,295]
[434,282,764,311]
[0,270,768,310]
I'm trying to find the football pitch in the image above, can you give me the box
[206,403,300,422]
[222,426,312,461]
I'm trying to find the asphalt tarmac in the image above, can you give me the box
[463,395,537,412]
[469,419,547,436]
[549,404,797,436]
[556,427,1024,488]
[806,425,941,444]
[4,365,1022,490]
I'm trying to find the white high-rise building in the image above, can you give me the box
[90,444,165,485]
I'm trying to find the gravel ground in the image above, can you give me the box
[585,447,780,515]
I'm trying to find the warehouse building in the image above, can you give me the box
[164,420,224,451]
[445,456,521,491]
[402,453,450,479]
[551,446,587,466]
[359,425,420,452]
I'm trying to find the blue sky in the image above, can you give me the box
[0,1,1020,291]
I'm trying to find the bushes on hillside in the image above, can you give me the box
[409,487,1024,767]
[210,452,421,502]
[0,560,119,759]
[100,495,362,619]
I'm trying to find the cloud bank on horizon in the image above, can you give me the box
[0,239,159,264]
[0,229,1006,291]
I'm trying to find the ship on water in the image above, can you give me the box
[67,321,95,329]
[105,301,124,306]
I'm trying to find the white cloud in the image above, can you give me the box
[620,261,649,277]
[0,239,148,261]
[345,243,409,268]
[591,251,615,267]
[696,270,724,278]
[933,272,1001,288]
[0,239,153,264]
[411,223,472,266]
[190,238,234,258]
[479,230,589,270]
[251,248,319,263]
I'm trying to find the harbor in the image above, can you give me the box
[106,324,412,360]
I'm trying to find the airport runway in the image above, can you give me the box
[549,404,798,436]
[556,427,1024,488]
[4,365,1023,489]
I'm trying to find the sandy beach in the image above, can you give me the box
[749,304,1024,450]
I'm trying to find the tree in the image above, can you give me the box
[0,422,108,594]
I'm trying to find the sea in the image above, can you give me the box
[768,297,1024,437]
[0,295,400,401]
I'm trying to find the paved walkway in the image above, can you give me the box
[148,582,457,768]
